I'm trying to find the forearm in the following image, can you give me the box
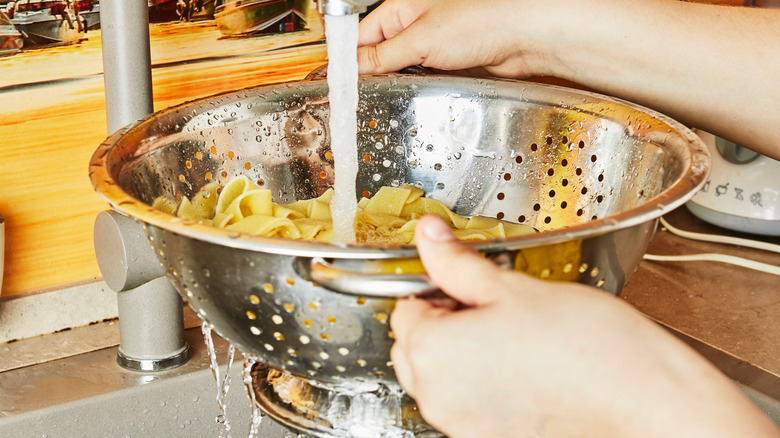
[536,0,780,158]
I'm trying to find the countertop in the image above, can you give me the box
[621,207,780,399]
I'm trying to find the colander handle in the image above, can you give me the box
[293,257,439,298]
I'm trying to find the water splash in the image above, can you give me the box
[202,322,235,438]
[242,354,264,438]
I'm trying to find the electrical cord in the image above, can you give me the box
[642,217,780,276]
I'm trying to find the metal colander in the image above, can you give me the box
[90,74,708,435]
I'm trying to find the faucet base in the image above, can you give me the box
[116,343,192,372]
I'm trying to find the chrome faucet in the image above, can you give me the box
[317,0,381,15]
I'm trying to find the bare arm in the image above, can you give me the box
[357,0,780,159]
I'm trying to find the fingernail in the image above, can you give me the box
[422,217,456,242]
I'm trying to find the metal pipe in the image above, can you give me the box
[97,0,190,371]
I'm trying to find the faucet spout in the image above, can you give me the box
[317,0,380,15]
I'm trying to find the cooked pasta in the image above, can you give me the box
[155,175,535,243]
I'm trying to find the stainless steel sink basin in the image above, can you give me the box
[0,325,299,437]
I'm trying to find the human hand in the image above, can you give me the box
[356,0,552,78]
[391,214,780,438]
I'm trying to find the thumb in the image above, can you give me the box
[415,215,505,307]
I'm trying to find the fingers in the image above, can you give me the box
[390,298,434,397]
[414,215,507,307]
[357,24,427,75]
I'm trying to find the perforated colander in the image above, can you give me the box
[90,73,708,424]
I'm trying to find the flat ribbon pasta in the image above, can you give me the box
[154,175,536,243]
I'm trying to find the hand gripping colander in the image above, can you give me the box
[90,74,709,437]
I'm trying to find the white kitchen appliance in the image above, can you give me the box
[686,130,780,236]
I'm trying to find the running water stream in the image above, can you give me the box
[324,13,360,244]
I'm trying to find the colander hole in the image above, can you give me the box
[531,143,538,151]
[592,215,598,220]
[497,212,505,220]
[436,182,445,190]
[596,195,604,203]
[263,283,274,293]
[575,168,583,176]
[228,151,235,159]
[596,279,606,287]
[362,154,370,163]
[547,168,554,176]
[579,140,585,149]
[540,269,551,279]
[374,141,383,150]
[373,174,382,182]
[338,347,350,356]
[303,318,314,327]
[319,171,327,179]
[178,174,186,182]
[368,120,377,129]
[327,316,337,324]
[221,170,228,178]
[518,215,526,223]
[590,267,600,277]
[375,371,385,377]
[320,333,330,341]
[274,332,284,341]
[309,302,319,310]
[362,190,370,198]
[598,174,604,182]
[244,162,252,170]
[171,268,179,277]
[577,209,584,216]
[388,331,395,339]
[562,136,569,144]
[544,216,551,224]
[210,146,217,154]
[287,348,297,356]
[562,179,569,187]
[283,303,295,313]
[272,315,283,325]
[579,263,589,273]
[285,277,295,286]
[374,312,389,324]
[533,204,541,211]
[562,159,569,167]
[336,366,346,373]
[383,159,392,167]
[246,310,257,320]
[195,151,202,160]
[299,335,310,345]
[581,187,588,195]
[205,171,212,180]
[591,154,598,162]
[312,361,322,369]
[356,359,367,367]
[319,352,330,360]
[325,150,333,160]
[515,156,523,164]
[249,294,260,305]
[356,297,367,306]
[433,163,442,170]
[504,173,512,181]
[549,190,556,197]
[546,136,553,145]
[561,201,568,209]
[185,160,192,169]
[563,263,573,273]
[264,344,274,351]
[497,193,505,200]
[250,326,261,335]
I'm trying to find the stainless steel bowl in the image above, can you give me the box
[90,74,708,434]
